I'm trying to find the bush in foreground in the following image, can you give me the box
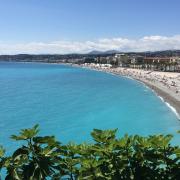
[0,125,179,180]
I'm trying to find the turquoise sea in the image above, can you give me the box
[0,62,179,151]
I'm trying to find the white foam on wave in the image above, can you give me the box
[165,102,180,120]
[158,95,180,120]
[136,79,180,120]
[125,76,134,80]
[132,77,180,120]
[86,68,180,120]
[158,96,164,101]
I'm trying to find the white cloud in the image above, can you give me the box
[0,35,180,54]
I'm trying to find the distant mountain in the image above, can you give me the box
[88,49,180,56]
[105,50,120,54]
[88,50,103,55]
[0,50,180,63]
[88,50,120,55]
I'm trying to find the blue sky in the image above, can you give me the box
[0,0,180,54]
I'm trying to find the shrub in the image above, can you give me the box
[0,125,179,179]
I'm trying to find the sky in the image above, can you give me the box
[0,0,180,54]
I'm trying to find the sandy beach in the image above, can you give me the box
[79,64,180,118]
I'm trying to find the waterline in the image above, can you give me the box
[0,62,179,151]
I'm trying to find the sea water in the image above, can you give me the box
[0,62,179,152]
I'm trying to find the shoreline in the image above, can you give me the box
[76,64,180,119]
[137,79,180,119]
[1,61,180,119]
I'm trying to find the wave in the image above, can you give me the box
[78,66,180,120]
[117,74,180,120]
[165,102,180,120]
[157,95,180,120]
[120,75,180,120]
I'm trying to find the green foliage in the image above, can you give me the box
[0,125,179,179]
[11,124,39,141]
